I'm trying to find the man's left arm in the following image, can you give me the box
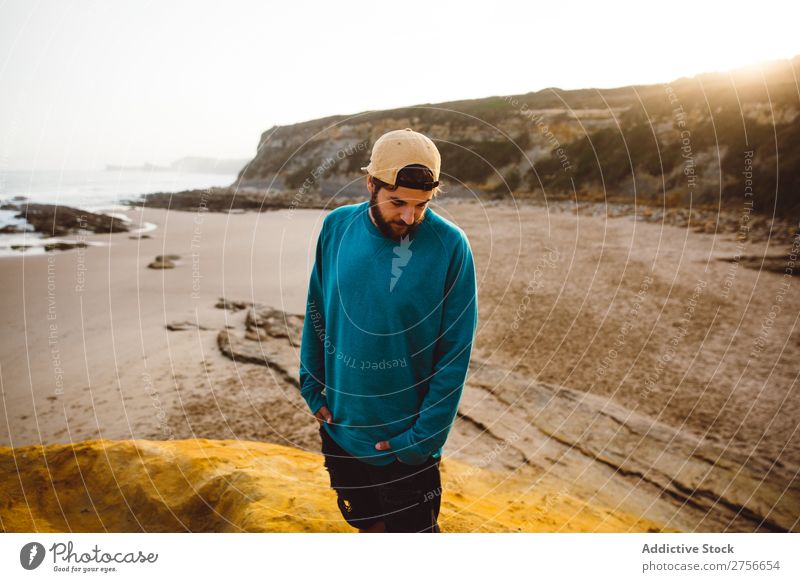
[384,234,478,464]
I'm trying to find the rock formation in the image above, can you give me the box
[147,254,181,269]
[1,203,130,237]
[208,300,800,532]
[0,438,667,533]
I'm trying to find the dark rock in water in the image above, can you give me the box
[129,234,151,240]
[166,321,213,331]
[11,195,28,201]
[147,254,180,269]
[0,224,24,234]
[11,203,129,237]
[44,241,88,252]
[10,244,32,251]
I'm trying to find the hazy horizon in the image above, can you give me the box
[2,0,799,171]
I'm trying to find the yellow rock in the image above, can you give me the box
[0,439,671,533]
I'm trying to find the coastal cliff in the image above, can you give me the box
[236,56,800,221]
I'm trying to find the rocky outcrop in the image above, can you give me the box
[517,199,798,248]
[125,187,362,213]
[209,301,800,532]
[244,304,303,346]
[166,321,213,331]
[216,301,304,382]
[147,254,180,269]
[43,241,89,252]
[215,297,252,311]
[1,203,130,237]
[234,56,800,222]
[456,359,800,533]
[0,438,668,533]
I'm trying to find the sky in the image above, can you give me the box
[1,0,799,170]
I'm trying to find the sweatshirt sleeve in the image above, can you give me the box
[298,219,329,416]
[388,233,478,464]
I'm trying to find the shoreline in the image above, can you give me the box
[2,192,797,258]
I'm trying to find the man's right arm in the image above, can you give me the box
[299,219,329,416]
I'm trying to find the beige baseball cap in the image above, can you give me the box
[361,128,441,191]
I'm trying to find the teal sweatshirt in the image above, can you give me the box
[299,201,478,466]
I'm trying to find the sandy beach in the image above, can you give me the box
[1,199,798,531]
[0,205,324,448]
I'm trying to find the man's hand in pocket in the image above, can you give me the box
[314,405,333,426]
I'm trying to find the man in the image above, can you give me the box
[298,128,478,533]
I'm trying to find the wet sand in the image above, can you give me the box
[0,205,324,447]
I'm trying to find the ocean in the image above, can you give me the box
[0,169,237,255]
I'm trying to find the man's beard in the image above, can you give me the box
[369,191,425,241]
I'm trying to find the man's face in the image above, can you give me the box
[368,176,434,241]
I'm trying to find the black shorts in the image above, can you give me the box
[319,424,442,533]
